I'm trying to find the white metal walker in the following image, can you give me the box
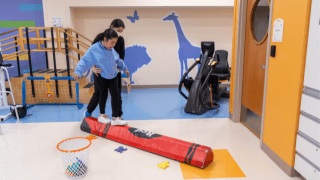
[0,53,19,123]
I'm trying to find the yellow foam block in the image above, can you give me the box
[157,161,169,169]
[180,149,245,179]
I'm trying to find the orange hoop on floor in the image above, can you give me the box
[57,135,97,179]
[57,135,96,153]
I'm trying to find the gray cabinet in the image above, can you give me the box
[294,0,320,180]
[303,0,320,91]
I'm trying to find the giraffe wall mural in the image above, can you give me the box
[162,12,201,79]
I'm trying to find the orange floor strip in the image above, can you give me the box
[180,149,245,179]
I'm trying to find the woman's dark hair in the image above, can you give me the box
[92,28,118,45]
[110,19,125,29]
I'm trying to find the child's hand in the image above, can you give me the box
[125,70,130,77]
[92,65,102,76]
[71,73,79,80]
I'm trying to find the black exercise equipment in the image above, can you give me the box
[210,50,231,100]
[178,42,231,115]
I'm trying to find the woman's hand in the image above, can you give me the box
[91,65,102,76]
[125,70,130,77]
[71,73,79,80]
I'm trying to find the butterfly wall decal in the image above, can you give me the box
[127,10,139,23]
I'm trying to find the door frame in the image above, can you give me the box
[232,0,275,147]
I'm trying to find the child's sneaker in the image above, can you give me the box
[83,111,91,118]
[98,114,111,124]
[111,117,127,126]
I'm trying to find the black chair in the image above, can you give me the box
[0,52,3,65]
[209,50,231,100]
[0,53,12,67]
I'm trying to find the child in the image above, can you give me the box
[72,29,129,126]
[92,19,126,120]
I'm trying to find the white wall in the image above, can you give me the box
[42,1,234,85]
[43,0,234,28]
[72,7,233,85]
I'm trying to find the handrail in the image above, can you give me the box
[0,28,19,37]
[64,31,90,49]
[0,26,92,100]
[60,50,80,62]
[56,27,62,52]
[0,28,37,43]
[23,37,53,41]
[4,52,28,61]
[2,51,28,61]
[26,28,37,34]
[2,50,25,57]
[67,44,85,56]
[70,38,90,49]
[0,35,19,43]
[0,27,91,63]
[70,29,93,43]
[0,44,20,53]
[36,27,53,30]
[0,40,19,48]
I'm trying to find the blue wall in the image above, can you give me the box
[0,0,46,78]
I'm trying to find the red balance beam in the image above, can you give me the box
[80,117,213,168]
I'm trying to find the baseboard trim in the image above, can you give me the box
[122,84,179,89]
[122,83,230,90]
[261,142,299,177]
[229,112,233,121]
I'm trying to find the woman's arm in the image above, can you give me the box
[119,36,125,60]
[113,48,127,72]
[116,58,129,77]
[114,36,125,60]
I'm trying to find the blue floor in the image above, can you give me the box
[0,88,229,123]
